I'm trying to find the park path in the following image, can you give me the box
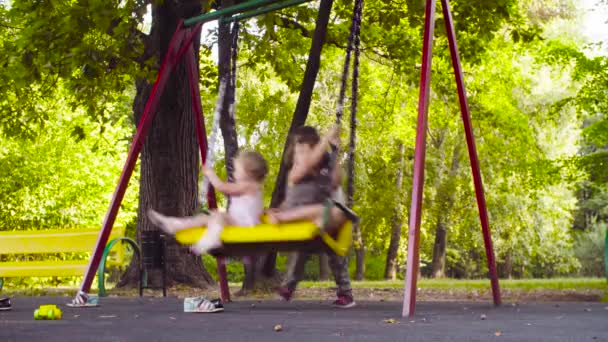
[1,297,607,341]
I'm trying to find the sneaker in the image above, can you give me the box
[333,290,356,309]
[66,291,99,307]
[277,287,294,301]
[0,297,11,311]
[184,296,224,313]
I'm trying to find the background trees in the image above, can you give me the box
[0,0,606,286]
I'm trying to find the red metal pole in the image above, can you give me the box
[184,42,231,302]
[77,23,186,295]
[402,0,436,318]
[441,0,501,306]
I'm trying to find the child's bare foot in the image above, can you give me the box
[190,235,222,255]
[147,209,180,235]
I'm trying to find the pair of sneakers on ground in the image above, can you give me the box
[277,287,356,309]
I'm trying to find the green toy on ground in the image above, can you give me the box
[34,304,62,320]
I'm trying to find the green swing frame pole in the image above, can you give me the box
[221,0,313,23]
[184,0,285,26]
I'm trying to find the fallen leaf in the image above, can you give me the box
[383,318,397,324]
[495,331,502,337]
[480,314,487,320]
[274,324,283,332]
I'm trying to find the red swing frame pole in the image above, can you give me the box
[184,41,231,303]
[77,22,186,295]
[441,0,501,306]
[402,0,436,318]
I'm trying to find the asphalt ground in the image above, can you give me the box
[1,296,607,342]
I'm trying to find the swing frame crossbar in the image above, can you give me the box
[184,0,314,26]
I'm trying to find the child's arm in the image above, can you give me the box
[288,125,340,184]
[204,166,254,196]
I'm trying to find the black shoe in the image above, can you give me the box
[0,297,11,311]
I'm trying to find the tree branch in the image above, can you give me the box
[274,15,393,61]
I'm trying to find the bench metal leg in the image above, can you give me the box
[98,237,143,297]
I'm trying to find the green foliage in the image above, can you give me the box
[1,0,607,284]
[348,253,391,280]
[0,86,138,231]
[574,222,607,277]
[202,254,289,282]
[0,0,147,138]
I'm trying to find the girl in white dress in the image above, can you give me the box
[148,150,268,255]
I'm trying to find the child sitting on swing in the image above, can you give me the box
[267,124,356,308]
[148,150,268,255]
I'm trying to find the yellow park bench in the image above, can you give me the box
[0,227,143,296]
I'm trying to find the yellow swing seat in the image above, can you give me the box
[174,215,354,257]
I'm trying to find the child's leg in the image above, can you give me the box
[327,207,348,233]
[328,253,356,307]
[190,213,230,255]
[148,209,210,235]
[281,252,309,293]
[328,253,352,294]
[266,204,324,224]
[267,205,347,234]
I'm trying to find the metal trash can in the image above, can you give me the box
[140,231,167,297]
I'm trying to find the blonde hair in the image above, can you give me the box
[236,150,268,182]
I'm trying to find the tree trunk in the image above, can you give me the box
[502,249,513,279]
[319,254,330,280]
[430,219,447,278]
[430,144,461,278]
[384,142,406,280]
[120,0,215,289]
[257,0,335,279]
[218,0,239,180]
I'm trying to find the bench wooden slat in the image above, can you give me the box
[0,227,126,254]
[0,260,89,277]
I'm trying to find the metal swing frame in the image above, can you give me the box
[75,0,502,318]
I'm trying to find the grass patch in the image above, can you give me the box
[2,278,606,299]
[299,278,608,291]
